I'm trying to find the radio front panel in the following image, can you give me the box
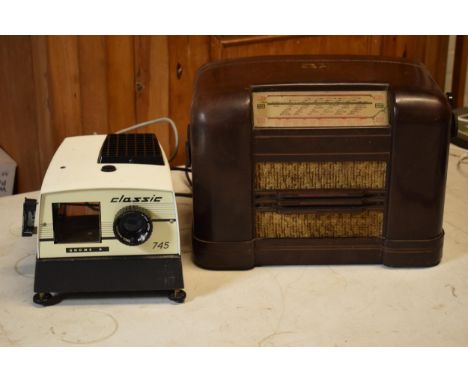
[38,189,180,259]
[252,89,391,241]
[255,209,384,239]
[252,90,389,128]
[255,161,387,190]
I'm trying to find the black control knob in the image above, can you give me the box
[113,206,153,246]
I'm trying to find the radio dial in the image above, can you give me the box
[113,206,153,246]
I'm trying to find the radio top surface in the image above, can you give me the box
[193,55,443,98]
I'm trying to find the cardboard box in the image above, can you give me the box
[0,147,16,196]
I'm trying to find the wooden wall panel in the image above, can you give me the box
[211,35,449,89]
[0,35,172,193]
[423,36,450,88]
[211,36,383,60]
[381,35,449,87]
[168,36,210,165]
[381,35,426,59]
[0,35,453,193]
[106,36,136,131]
[452,35,468,107]
[0,36,42,192]
[78,36,109,134]
[47,36,82,144]
[134,36,171,153]
[31,36,54,179]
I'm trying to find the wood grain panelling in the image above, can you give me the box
[380,36,449,86]
[452,35,468,107]
[31,36,54,179]
[381,35,426,58]
[106,36,136,131]
[47,36,82,143]
[0,36,42,192]
[211,36,384,59]
[78,36,108,134]
[168,36,210,165]
[0,35,453,193]
[13,36,173,192]
[423,36,449,88]
[211,35,449,88]
[134,36,170,153]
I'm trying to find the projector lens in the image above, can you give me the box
[113,207,153,246]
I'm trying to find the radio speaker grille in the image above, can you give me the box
[255,161,387,190]
[256,210,384,238]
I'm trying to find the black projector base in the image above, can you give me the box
[33,254,185,306]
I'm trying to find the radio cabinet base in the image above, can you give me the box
[382,233,444,267]
[192,234,444,270]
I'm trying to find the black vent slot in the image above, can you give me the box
[98,134,164,165]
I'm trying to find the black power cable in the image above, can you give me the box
[175,192,193,198]
[171,166,192,189]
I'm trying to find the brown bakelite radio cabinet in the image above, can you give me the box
[190,56,451,269]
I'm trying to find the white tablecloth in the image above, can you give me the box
[0,148,467,346]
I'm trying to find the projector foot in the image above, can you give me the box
[168,289,186,303]
[33,292,62,306]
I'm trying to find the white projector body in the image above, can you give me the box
[38,134,179,258]
[32,134,185,305]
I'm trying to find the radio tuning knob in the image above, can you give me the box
[113,206,153,246]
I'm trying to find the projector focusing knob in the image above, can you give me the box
[113,206,153,246]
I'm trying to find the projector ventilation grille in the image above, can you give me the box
[98,134,164,165]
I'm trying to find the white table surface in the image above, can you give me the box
[0,147,467,346]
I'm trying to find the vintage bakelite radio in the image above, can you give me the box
[190,56,452,269]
